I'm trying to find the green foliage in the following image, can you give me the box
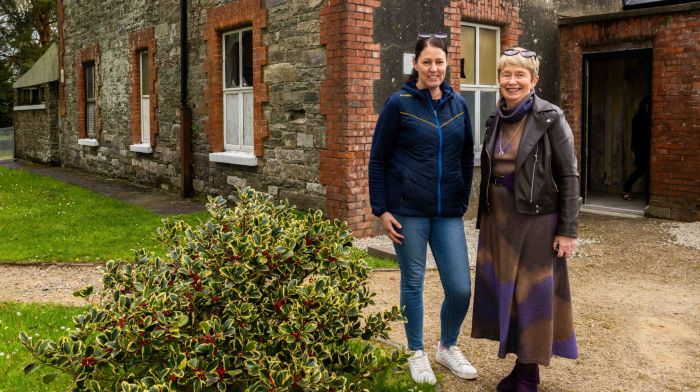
[0,0,57,126]
[21,188,407,391]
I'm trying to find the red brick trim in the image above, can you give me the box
[319,0,381,238]
[76,44,100,140]
[445,0,523,90]
[560,13,700,220]
[129,27,158,146]
[203,0,268,155]
[57,0,65,117]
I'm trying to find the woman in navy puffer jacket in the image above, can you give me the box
[368,35,476,385]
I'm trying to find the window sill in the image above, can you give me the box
[78,138,99,147]
[209,151,258,166]
[13,104,46,111]
[129,143,153,154]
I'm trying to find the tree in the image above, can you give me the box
[0,0,56,127]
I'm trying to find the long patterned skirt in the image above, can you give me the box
[471,182,578,366]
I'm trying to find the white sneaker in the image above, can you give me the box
[408,350,437,385]
[435,345,477,379]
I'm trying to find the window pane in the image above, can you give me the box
[460,91,476,136]
[460,26,475,85]
[241,30,253,88]
[479,28,497,85]
[480,91,497,144]
[141,97,150,143]
[85,64,95,99]
[87,102,96,138]
[140,51,150,95]
[225,93,240,147]
[243,92,254,147]
[224,33,240,89]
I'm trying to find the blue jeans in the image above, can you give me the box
[393,215,471,351]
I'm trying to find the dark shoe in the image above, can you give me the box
[515,363,539,392]
[622,192,634,201]
[496,363,518,391]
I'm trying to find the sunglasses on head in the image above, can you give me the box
[418,32,448,39]
[502,48,537,58]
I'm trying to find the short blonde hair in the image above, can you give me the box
[497,47,540,78]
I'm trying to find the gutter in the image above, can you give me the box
[179,0,193,197]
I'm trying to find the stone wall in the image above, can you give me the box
[59,0,183,191]
[13,82,60,164]
[59,0,328,208]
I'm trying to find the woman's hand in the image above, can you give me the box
[553,235,577,258]
[379,212,404,245]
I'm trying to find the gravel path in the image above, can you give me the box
[0,214,698,391]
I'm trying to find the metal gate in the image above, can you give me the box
[0,127,14,160]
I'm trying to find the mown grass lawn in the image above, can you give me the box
[0,166,209,263]
[0,302,84,391]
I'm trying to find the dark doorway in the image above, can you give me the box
[581,49,652,214]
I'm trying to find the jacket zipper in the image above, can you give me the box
[433,108,443,216]
[530,144,539,203]
[484,127,492,210]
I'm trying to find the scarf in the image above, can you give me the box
[497,90,535,123]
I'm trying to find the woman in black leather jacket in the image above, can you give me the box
[470,47,580,392]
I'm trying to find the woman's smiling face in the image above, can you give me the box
[414,44,447,91]
[499,65,539,108]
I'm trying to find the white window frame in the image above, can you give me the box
[85,62,96,139]
[460,22,500,165]
[222,27,254,153]
[139,50,150,145]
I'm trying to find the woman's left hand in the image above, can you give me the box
[553,235,577,258]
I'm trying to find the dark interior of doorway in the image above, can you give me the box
[582,48,652,213]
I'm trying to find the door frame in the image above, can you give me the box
[580,48,653,204]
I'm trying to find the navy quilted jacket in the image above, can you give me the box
[369,81,475,217]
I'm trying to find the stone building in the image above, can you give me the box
[31,0,697,237]
[13,43,60,164]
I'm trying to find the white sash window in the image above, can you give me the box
[223,28,254,152]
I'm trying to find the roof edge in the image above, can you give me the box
[558,1,700,26]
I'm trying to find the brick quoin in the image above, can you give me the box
[445,0,523,91]
[76,44,100,140]
[203,0,269,156]
[560,12,700,220]
[320,0,381,238]
[129,27,158,146]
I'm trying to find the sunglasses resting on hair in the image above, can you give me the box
[418,32,448,39]
[502,48,537,58]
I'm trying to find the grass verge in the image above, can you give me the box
[0,167,209,263]
[0,302,84,391]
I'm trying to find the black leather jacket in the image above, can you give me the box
[476,95,580,238]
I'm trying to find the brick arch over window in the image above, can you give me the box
[76,44,100,139]
[129,27,158,146]
[444,0,523,90]
[203,0,268,156]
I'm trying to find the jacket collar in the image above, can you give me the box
[515,95,558,170]
[402,81,455,106]
[484,94,559,171]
